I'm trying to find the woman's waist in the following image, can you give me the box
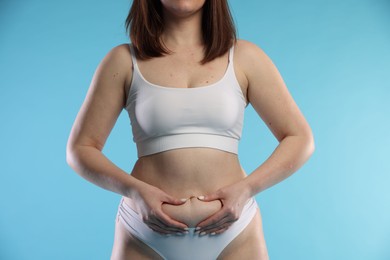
[122,196,223,228]
[129,153,247,197]
[121,195,256,228]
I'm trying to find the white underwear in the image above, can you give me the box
[116,196,258,260]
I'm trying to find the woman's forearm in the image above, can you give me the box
[242,135,315,197]
[66,145,142,199]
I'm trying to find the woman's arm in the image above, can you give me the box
[237,40,315,196]
[196,40,315,235]
[66,44,188,234]
[66,44,142,199]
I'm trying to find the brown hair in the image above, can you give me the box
[125,0,237,64]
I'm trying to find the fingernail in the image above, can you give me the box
[197,195,205,200]
[195,227,201,231]
[183,227,189,231]
[210,232,216,236]
[180,198,187,202]
[199,231,206,236]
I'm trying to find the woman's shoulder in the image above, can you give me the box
[105,43,133,67]
[234,39,268,62]
[234,39,260,50]
[99,43,133,88]
[233,39,274,73]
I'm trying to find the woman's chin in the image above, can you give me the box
[162,197,222,227]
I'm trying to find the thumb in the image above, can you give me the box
[197,193,219,202]
[164,195,187,205]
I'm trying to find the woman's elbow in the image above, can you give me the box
[66,144,78,169]
[304,128,315,157]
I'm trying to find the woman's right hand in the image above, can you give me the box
[130,181,189,235]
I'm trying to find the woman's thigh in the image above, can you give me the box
[110,213,164,260]
[217,208,269,260]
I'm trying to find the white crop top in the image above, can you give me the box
[125,43,247,158]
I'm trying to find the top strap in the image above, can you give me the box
[228,44,235,63]
[128,43,138,67]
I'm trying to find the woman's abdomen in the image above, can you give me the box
[125,148,245,226]
[161,196,222,227]
[129,148,247,198]
[121,195,223,228]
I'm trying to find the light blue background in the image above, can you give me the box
[1,0,389,259]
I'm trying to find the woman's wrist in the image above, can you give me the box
[240,175,257,198]
[124,175,146,199]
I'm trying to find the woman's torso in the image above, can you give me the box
[122,43,250,226]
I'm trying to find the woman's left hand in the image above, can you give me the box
[195,180,252,236]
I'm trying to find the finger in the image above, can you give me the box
[147,222,186,236]
[146,221,173,235]
[152,218,185,233]
[155,211,189,230]
[200,220,235,234]
[197,193,220,202]
[196,205,242,232]
[164,195,188,205]
[145,207,188,231]
[211,225,231,235]
[152,216,187,233]
[196,210,229,230]
[143,214,181,234]
[197,215,232,233]
[146,216,186,234]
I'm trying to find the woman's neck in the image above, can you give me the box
[161,9,204,49]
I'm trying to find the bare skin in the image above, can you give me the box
[67,1,313,259]
[108,38,268,259]
[109,39,270,259]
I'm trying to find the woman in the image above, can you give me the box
[66,0,315,259]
